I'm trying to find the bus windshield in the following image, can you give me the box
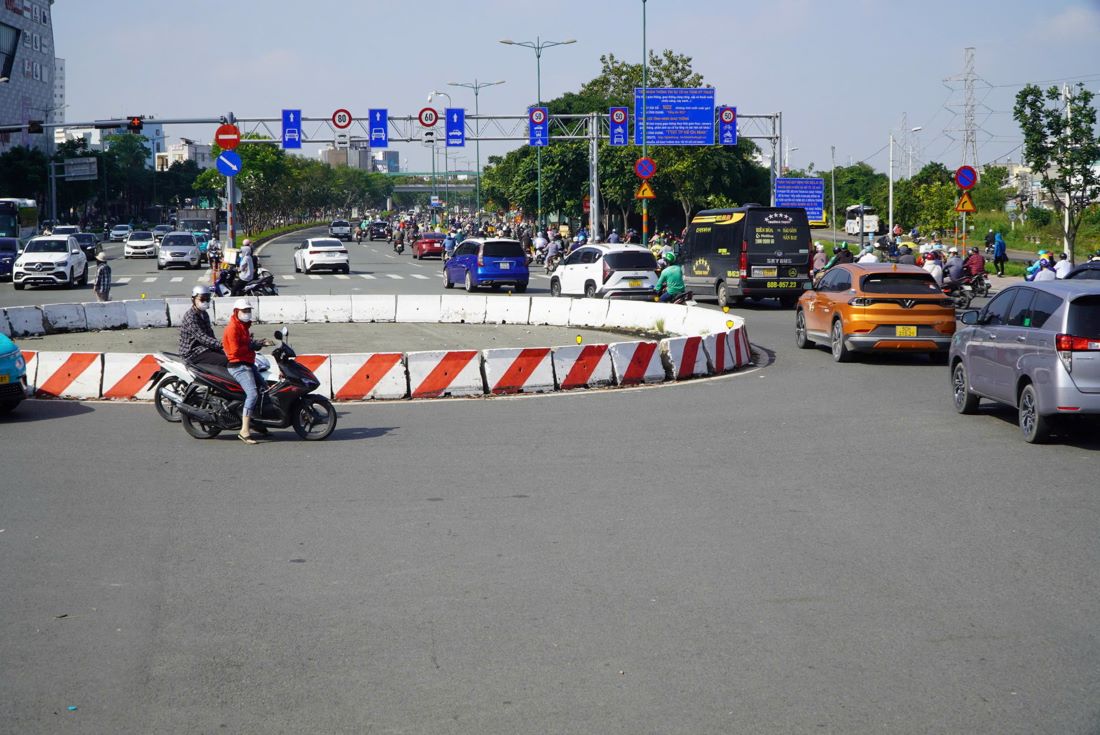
[0,214,16,237]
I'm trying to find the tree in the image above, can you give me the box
[970,165,1011,213]
[1014,83,1100,261]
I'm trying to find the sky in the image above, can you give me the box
[53,0,1100,176]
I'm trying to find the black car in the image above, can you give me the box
[1065,261,1100,280]
[0,237,18,280]
[367,221,392,241]
[73,233,100,261]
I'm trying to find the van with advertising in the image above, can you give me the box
[0,198,39,251]
[680,205,813,308]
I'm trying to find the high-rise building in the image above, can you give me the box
[50,55,62,122]
[372,150,399,173]
[0,0,57,153]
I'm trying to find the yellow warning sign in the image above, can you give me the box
[955,191,976,213]
[635,180,656,200]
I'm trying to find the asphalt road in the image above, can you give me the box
[2,258,1099,733]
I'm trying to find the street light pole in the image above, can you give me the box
[429,91,452,219]
[500,37,576,232]
[641,0,648,247]
[449,79,505,220]
[888,133,894,238]
[830,145,837,244]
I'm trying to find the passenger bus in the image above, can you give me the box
[844,204,880,236]
[0,198,39,250]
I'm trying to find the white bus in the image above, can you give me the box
[844,204,880,236]
[0,198,39,250]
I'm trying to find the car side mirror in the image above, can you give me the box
[959,310,981,326]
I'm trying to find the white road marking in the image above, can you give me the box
[410,274,430,280]
[360,274,376,279]
[143,277,157,283]
[115,277,131,284]
[335,274,350,280]
[309,275,322,280]
[170,277,183,282]
[283,275,296,280]
[385,274,404,279]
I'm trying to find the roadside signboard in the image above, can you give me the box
[955,191,976,213]
[368,108,388,147]
[281,109,301,149]
[633,87,716,146]
[775,177,825,223]
[634,157,656,180]
[529,107,548,147]
[63,157,97,181]
[418,107,439,127]
[215,123,241,151]
[955,165,978,190]
[216,150,242,177]
[635,181,656,200]
[445,108,465,147]
[718,106,737,146]
[609,107,629,146]
[331,109,353,129]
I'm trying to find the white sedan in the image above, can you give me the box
[293,237,350,274]
[124,230,157,258]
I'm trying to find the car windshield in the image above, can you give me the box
[1068,296,1100,336]
[25,240,67,253]
[605,251,658,269]
[482,241,526,258]
[331,221,349,227]
[0,238,18,252]
[132,231,153,239]
[312,239,343,248]
[162,235,194,247]
[113,226,130,232]
[74,234,95,243]
[860,274,940,294]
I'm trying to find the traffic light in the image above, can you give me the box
[27,120,44,134]
[127,116,144,134]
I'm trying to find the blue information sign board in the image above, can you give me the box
[528,107,549,147]
[216,150,242,178]
[282,109,301,149]
[445,108,465,147]
[717,106,737,146]
[368,109,388,148]
[775,177,826,223]
[633,88,716,146]
[609,107,629,146]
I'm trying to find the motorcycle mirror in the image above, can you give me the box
[274,329,285,341]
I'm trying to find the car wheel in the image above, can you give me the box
[515,282,528,293]
[305,263,312,275]
[795,309,814,349]
[830,318,852,363]
[583,281,597,299]
[342,265,350,275]
[66,268,76,289]
[550,278,561,297]
[443,268,453,289]
[13,282,24,290]
[79,264,89,285]
[464,271,477,292]
[951,360,980,414]
[157,262,163,270]
[294,259,301,273]
[716,281,729,308]
[1018,383,1051,444]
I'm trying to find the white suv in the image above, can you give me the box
[328,220,352,241]
[13,235,89,291]
[549,244,659,299]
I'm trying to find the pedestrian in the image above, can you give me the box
[1053,252,1073,279]
[993,232,1007,277]
[93,252,111,301]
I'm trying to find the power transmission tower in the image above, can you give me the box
[943,47,992,168]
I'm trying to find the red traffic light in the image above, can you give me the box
[127,117,144,133]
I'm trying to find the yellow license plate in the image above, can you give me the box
[895,326,918,337]
[628,280,642,287]
[0,374,9,384]
[753,267,778,278]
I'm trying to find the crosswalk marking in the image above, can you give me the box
[335,274,350,279]
[143,277,157,283]
[309,275,322,280]
[115,277,131,284]
[410,274,430,280]
[360,274,376,279]
[170,277,183,282]
[283,275,295,280]
[385,274,404,279]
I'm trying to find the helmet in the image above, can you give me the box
[839,243,849,251]
[242,239,252,247]
[814,241,824,252]
[233,298,251,311]
[191,285,211,298]
[663,251,676,264]
[948,247,958,254]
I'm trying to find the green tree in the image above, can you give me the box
[1014,82,1100,260]
[915,181,957,234]
[970,165,1010,212]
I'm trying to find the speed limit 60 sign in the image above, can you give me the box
[418,107,439,127]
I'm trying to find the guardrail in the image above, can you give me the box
[3,295,752,401]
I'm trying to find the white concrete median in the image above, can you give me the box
[83,301,128,331]
[485,295,530,324]
[305,295,353,323]
[396,294,442,323]
[439,294,487,324]
[123,299,169,329]
[4,305,46,337]
[351,294,397,323]
[41,303,87,334]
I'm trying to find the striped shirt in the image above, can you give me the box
[94,263,111,295]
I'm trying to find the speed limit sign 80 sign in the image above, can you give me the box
[332,109,353,129]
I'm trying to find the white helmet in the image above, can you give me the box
[233,298,252,311]
[191,285,211,298]
[814,241,824,252]
[242,238,252,247]
[919,243,933,255]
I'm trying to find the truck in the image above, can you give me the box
[176,208,218,236]
[844,204,882,236]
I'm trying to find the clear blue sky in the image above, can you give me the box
[55,0,1100,174]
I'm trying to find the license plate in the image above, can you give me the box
[328,253,339,257]
[896,326,917,337]
[753,267,778,278]
[500,262,511,270]
[628,279,642,287]
[0,374,9,384]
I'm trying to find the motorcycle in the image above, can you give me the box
[942,280,972,309]
[394,238,405,255]
[962,271,990,298]
[149,352,272,423]
[215,265,278,297]
[160,327,337,441]
[355,229,365,244]
[656,286,695,305]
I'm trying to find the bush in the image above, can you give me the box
[1026,206,1053,227]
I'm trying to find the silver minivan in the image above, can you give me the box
[950,281,1100,443]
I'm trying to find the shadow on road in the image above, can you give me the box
[0,399,96,423]
[982,405,1100,450]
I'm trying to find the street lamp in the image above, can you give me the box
[908,126,922,178]
[500,37,576,230]
[428,91,453,217]
[449,79,505,220]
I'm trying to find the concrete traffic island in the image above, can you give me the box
[2,294,753,401]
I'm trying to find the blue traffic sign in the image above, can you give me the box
[634,88,716,146]
[445,108,465,147]
[609,106,629,146]
[369,108,388,148]
[281,109,302,149]
[775,177,826,223]
[718,106,737,146]
[528,107,549,147]
[216,150,242,178]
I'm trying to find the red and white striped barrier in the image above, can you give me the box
[483,347,555,395]
[702,332,734,374]
[406,350,483,398]
[330,353,407,400]
[661,335,709,380]
[727,325,753,367]
[551,344,615,390]
[609,341,665,386]
[34,351,102,399]
[21,350,38,388]
[294,354,333,399]
[102,353,160,400]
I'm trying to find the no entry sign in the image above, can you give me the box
[215,123,240,151]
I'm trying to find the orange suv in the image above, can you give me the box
[795,264,956,362]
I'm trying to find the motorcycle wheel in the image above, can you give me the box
[292,395,337,441]
[154,375,184,423]
[952,290,972,310]
[180,387,222,439]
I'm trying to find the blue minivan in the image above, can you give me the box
[443,238,529,292]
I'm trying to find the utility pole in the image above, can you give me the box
[888,133,894,238]
[830,144,837,244]
[1062,84,1073,263]
[641,0,649,246]
[226,112,236,246]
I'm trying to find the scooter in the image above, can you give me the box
[215,266,278,297]
[160,327,337,441]
[656,286,696,305]
[942,280,972,309]
[149,352,272,423]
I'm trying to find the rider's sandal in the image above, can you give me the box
[238,433,258,445]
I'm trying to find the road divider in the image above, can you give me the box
[330,352,405,400]
[551,344,615,390]
[661,335,709,380]
[483,347,555,395]
[609,341,665,385]
[34,351,101,399]
[101,353,160,400]
[407,350,483,398]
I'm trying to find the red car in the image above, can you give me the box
[412,232,446,259]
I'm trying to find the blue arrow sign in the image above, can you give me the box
[216,150,242,177]
[609,106,629,146]
[529,107,549,147]
[282,109,302,149]
[369,108,388,148]
[445,108,465,147]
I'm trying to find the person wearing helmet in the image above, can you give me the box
[237,240,256,283]
[178,285,227,367]
[944,247,965,287]
[654,251,685,302]
[223,298,273,444]
[964,246,986,277]
[810,242,828,277]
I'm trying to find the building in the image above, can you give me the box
[0,0,57,153]
[372,150,399,173]
[320,143,373,170]
[54,121,165,167]
[155,138,213,171]
[50,54,61,122]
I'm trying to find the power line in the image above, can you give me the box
[989,72,1100,89]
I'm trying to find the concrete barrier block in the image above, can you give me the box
[482,347,555,395]
[406,350,484,398]
[330,352,408,400]
[41,302,87,334]
[702,332,732,374]
[34,351,102,399]
[567,298,610,328]
[396,294,442,323]
[661,335,710,380]
[528,296,572,326]
[259,295,307,324]
[351,294,397,323]
[165,298,191,327]
[609,340,666,385]
[295,355,333,399]
[20,349,38,389]
[123,299,169,329]
[551,343,615,390]
[83,301,129,330]
[101,353,160,400]
[680,307,732,336]
[305,295,353,323]
[484,295,530,324]
[0,309,11,337]
[212,295,258,325]
[439,294,487,324]
[604,299,665,332]
[3,306,45,337]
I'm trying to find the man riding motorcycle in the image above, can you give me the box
[654,252,686,302]
[178,286,227,366]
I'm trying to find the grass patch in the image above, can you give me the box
[235,221,325,248]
